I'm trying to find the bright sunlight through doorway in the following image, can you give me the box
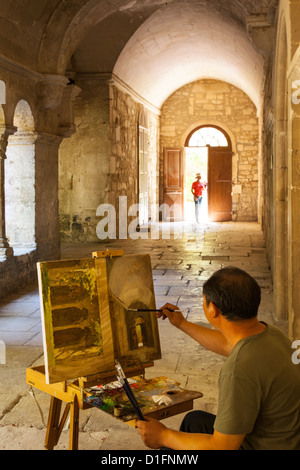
[184,126,229,223]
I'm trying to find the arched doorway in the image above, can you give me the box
[185,125,233,222]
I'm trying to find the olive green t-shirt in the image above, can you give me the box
[214,324,300,450]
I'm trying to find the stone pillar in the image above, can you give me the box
[272,12,289,323]
[5,131,38,251]
[0,126,15,259]
[35,74,79,259]
[288,59,300,340]
[35,133,62,261]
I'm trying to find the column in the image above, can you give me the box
[0,126,15,259]
[288,58,300,340]
[35,133,62,261]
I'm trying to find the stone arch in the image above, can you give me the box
[13,100,35,133]
[180,120,237,154]
[184,125,232,150]
[5,100,36,253]
[37,0,125,74]
[183,124,233,222]
[160,79,259,221]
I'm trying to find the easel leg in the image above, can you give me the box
[45,397,73,450]
[69,395,79,450]
[45,397,62,450]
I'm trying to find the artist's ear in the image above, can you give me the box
[209,302,221,319]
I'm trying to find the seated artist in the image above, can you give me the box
[136,267,300,450]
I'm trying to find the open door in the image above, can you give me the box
[208,147,233,222]
[163,148,184,221]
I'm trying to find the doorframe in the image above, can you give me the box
[184,124,233,222]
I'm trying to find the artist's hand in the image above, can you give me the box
[158,303,185,329]
[136,417,168,449]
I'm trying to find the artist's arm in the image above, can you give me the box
[136,418,245,450]
[159,303,231,357]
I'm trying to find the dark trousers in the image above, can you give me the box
[160,411,216,451]
[180,410,216,435]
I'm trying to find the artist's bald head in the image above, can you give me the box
[203,267,261,322]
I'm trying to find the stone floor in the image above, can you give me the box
[0,221,288,450]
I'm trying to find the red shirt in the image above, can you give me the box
[192,181,206,197]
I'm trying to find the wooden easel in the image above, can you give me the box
[26,362,152,450]
[26,249,202,450]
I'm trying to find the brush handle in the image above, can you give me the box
[130,308,181,313]
[122,378,145,421]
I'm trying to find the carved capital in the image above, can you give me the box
[39,74,69,110]
[246,15,275,53]
[58,84,82,137]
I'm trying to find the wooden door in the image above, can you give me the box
[208,147,233,222]
[163,148,184,221]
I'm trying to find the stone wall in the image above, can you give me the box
[59,78,160,242]
[109,83,160,230]
[59,80,110,242]
[160,79,260,221]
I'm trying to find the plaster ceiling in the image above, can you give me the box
[0,0,278,110]
[70,0,277,110]
[113,1,265,110]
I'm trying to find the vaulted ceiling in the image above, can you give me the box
[0,0,279,110]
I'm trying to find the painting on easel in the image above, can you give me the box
[38,258,115,384]
[38,253,161,384]
[107,254,161,367]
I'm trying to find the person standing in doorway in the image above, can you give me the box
[191,173,207,223]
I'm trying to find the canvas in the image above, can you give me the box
[38,253,161,384]
[107,254,161,367]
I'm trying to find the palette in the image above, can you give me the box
[84,376,203,423]
[26,250,202,450]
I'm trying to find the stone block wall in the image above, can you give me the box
[59,78,160,242]
[59,80,110,242]
[0,251,37,300]
[160,79,260,221]
[109,83,160,229]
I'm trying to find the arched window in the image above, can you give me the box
[5,100,36,254]
[186,126,229,147]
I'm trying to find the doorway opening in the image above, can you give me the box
[185,147,208,221]
[185,125,232,223]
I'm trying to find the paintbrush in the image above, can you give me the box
[115,360,145,421]
[111,293,181,314]
[128,308,181,313]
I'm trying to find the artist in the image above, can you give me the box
[136,267,300,450]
